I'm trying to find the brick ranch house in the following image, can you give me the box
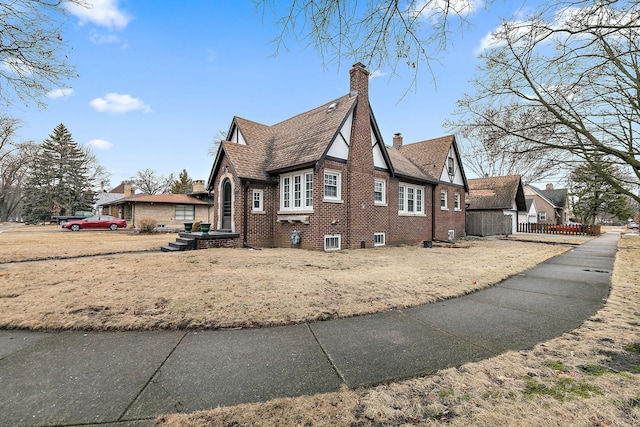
[206,63,469,250]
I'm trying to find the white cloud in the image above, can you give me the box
[90,93,153,114]
[89,30,128,48]
[369,69,387,79]
[66,0,131,31]
[47,88,74,98]
[88,139,113,150]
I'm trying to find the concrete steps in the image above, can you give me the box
[161,236,196,252]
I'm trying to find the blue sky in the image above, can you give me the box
[13,0,532,188]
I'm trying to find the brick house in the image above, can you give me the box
[524,184,571,224]
[206,63,468,250]
[102,193,212,229]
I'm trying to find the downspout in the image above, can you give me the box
[431,184,437,241]
[243,180,249,247]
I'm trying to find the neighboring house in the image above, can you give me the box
[205,62,469,250]
[102,193,212,229]
[524,184,570,224]
[467,175,526,235]
[518,198,538,224]
[94,182,133,216]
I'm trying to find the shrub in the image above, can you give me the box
[192,221,201,232]
[139,218,158,234]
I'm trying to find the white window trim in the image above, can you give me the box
[324,234,341,251]
[454,192,461,211]
[374,232,385,246]
[539,211,547,221]
[323,169,342,203]
[398,183,425,216]
[252,189,264,213]
[280,169,314,212]
[440,190,448,210]
[374,178,387,206]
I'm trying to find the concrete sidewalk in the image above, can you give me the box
[0,232,619,426]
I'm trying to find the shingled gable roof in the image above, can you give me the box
[397,135,469,190]
[529,185,568,208]
[208,94,359,186]
[467,175,526,211]
[106,193,209,205]
[386,148,435,182]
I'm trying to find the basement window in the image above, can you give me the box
[324,234,341,251]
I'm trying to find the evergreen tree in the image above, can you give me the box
[171,169,193,194]
[569,159,632,225]
[22,124,95,223]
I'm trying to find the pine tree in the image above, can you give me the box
[171,169,193,194]
[569,158,632,225]
[22,124,95,223]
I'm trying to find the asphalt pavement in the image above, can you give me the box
[0,231,619,426]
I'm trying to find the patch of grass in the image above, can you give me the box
[544,360,566,371]
[523,376,603,401]
[625,342,640,354]
[577,364,614,376]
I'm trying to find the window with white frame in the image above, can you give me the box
[398,183,424,214]
[175,204,195,221]
[374,179,386,204]
[440,190,448,210]
[448,157,454,175]
[323,170,341,201]
[539,211,547,221]
[374,232,385,246]
[281,170,313,211]
[324,234,341,251]
[454,192,461,210]
[252,189,263,212]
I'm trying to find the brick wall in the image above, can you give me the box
[131,203,211,229]
[433,184,466,241]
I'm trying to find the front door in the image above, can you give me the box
[221,179,232,230]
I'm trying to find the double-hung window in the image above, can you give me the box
[323,170,341,201]
[454,192,461,210]
[175,204,195,221]
[398,183,424,215]
[252,189,263,212]
[441,190,448,210]
[374,179,386,205]
[281,170,313,211]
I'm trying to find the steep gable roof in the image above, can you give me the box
[386,148,435,183]
[467,175,526,211]
[208,94,358,187]
[398,135,469,190]
[529,185,568,208]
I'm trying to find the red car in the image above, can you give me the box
[63,215,126,231]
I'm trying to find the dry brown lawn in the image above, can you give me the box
[0,225,574,331]
[4,224,637,426]
[158,233,640,427]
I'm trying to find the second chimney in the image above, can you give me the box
[546,183,554,190]
[393,133,403,149]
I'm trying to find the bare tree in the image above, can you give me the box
[450,0,640,203]
[0,116,36,221]
[130,169,175,195]
[257,0,493,90]
[0,0,85,108]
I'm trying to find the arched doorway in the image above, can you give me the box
[221,179,232,230]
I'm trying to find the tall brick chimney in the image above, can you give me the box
[393,133,403,149]
[347,62,375,249]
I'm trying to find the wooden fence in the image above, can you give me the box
[466,212,512,237]
[517,223,601,236]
